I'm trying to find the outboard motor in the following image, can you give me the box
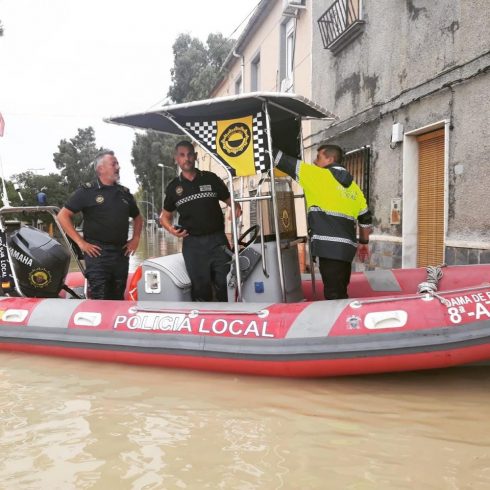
[7,226,70,297]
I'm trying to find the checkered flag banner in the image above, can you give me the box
[183,112,270,177]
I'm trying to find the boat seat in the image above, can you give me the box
[138,253,192,301]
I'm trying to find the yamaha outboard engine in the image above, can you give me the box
[7,226,70,297]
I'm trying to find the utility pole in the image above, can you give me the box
[158,163,175,211]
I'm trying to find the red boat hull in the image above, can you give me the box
[1,264,490,377]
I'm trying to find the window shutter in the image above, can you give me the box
[416,129,445,267]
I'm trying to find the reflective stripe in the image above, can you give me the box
[294,160,301,181]
[309,206,356,222]
[176,192,218,207]
[273,150,283,165]
[311,234,358,248]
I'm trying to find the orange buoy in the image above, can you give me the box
[127,265,142,301]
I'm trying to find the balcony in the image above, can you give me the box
[318,0,365,55]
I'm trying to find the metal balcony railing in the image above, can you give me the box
[318,0,365,54]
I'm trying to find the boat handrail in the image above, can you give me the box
[349,283,490,309]
[133,306,270,317]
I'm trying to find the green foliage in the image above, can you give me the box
[8,172,67,208]
[168,33,235,103]
[131,132,185,212]
[53,127,102,193]
[133,32,234,205]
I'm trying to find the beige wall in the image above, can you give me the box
[213,1,312,97]
[203,0,314,236]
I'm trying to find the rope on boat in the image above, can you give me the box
[350,265,490,308]
[417,265,444,295]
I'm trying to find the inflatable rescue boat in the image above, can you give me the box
[1,94,489,377]
[1,221,490,377]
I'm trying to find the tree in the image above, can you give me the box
[53,127,102,193]
[131,131,184,214]
[0,21,4,36]
[168,33,235,103]
[9,172,68,208]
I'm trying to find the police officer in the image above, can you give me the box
[160,141,241,302]
[274,144,372,300]
[58,150,143,300]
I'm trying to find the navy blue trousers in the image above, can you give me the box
[318,257,352,300]
[84,243,129,300]
[182,232,230,302]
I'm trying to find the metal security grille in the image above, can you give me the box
[343,146,370,203]
[416,129,445,267]
[318,0,364,52]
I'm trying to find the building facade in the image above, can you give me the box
[311,0,490,269]
[205,0,490,270]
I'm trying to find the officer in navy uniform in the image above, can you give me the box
[160,141,242,302]
[58,150,143,300]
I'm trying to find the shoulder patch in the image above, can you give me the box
[117,184,130,193]
[81,182,93,189]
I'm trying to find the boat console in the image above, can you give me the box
[137,254,192,302]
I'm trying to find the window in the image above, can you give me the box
[251,53,261,92]
[317,0,365,54]
[280,18,295,92]
[343,146,370,203]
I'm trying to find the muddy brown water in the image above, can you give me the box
[2,230,490,489]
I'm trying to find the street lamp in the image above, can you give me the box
[158,164,175,211]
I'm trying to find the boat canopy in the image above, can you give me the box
[105,92,335,134]
[105,93,336,165]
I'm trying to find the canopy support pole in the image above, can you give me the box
[263,102,287,303]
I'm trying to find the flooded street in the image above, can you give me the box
[1,357,490,489]
[1,230,490,489]
[129,228,181,273]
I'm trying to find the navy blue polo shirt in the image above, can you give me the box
[163,170,230,235]
[65,181,140,245]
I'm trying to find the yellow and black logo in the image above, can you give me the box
[219,123,251,157]
[28,268,52,288]
[281,209,291,231]
[176,186,184,196]
[95,195,104,204]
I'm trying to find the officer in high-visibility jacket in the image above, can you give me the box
[274,144,372,300]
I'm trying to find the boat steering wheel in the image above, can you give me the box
[237,224,260,250]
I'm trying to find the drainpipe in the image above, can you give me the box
[233,50,245,92]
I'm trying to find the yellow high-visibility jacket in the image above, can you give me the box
[276,152,372,262]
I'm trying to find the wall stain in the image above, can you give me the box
[442,20,460,43]
[335,72,361,101]
[398,68,407,85]
[335,73,361,110]
[363,74,379,101]
[407,0,427,20]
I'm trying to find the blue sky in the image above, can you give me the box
[0,0,257,191]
